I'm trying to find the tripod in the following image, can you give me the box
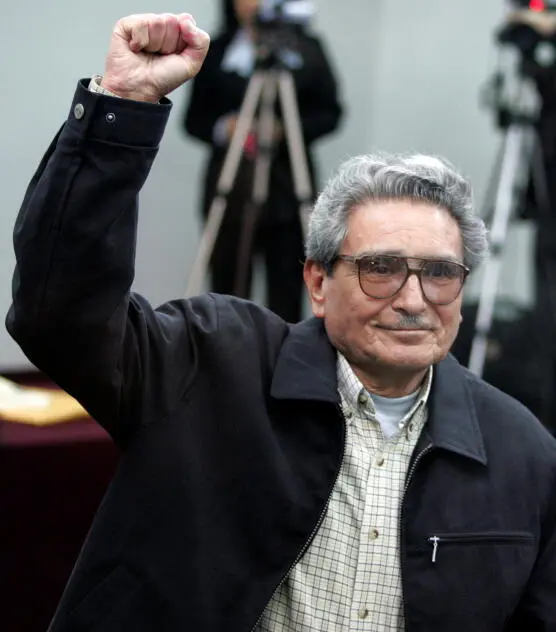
[469,68,556,422]
[185,50,313,299]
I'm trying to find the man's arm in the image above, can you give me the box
[6,14,211,445]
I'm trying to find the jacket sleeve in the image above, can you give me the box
[5,80,219,447]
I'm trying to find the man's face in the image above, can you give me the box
[233,0,260,25]
[304,200,465,376]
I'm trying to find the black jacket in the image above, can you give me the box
[7,82,556,632]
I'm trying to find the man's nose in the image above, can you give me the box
[391,271,427,313]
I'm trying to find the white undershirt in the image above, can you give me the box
[372,390,420,439]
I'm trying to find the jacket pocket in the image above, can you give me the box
[403,530,536,627]
[427,531,534,564]
[57,565,142,632]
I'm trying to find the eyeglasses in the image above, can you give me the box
[333,254,469,306]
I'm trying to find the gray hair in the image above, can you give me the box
[306,153,489,272]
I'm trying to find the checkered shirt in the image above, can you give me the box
[258,355,432,631]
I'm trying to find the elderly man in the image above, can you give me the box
[7,12,556,632]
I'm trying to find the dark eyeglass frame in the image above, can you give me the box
[331,254,470,306]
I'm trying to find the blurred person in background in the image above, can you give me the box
[183,0,343,322]
[508,7,556,431]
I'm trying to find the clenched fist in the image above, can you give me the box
[101,13,210,103]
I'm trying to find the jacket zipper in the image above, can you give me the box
[399,443,433,632]
[428,532,534,564]
[249,405,347,632]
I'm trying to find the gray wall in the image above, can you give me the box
[1,0,527,370]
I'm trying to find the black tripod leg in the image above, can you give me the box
[234,72,279,297]
[233,68,315,304]
[277,70,314,237]
[479,137,509,226]
[185,72,265,297]
[469,122,532,376]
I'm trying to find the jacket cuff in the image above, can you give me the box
[66,78,172,148]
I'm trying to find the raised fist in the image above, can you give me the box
[101,13,210,103]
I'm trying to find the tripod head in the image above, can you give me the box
[498,2,556,60]
[255,0,314,30]
[253,0,314,70]
[481,3,556,130]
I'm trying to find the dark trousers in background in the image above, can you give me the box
[526,113,556,432]
[210,209,305,324]
[533,217,556,434]
[202,154,307,323]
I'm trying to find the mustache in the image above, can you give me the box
[380,315,434,330]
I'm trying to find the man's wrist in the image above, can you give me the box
[88,75,160,104]
[101,75,160,103]
[88,75,122,98]
[73,78,172,148]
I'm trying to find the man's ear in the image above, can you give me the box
[303,259,328,318]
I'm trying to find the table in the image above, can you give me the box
[0,386,118,632]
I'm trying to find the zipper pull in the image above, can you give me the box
[429,536,440,563]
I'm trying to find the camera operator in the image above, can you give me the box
[504,6,556,429]
[506,8,556,206]
[183,0,343,322]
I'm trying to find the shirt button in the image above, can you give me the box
[369,528,379,541]
[74,103,85,119]
[409,422,415,432]
[105,112,116,123]
[344,409,353,420]
[376,456,385,467]
[358,393,368,406]
[358,607,369,619]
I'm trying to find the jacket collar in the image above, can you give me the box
[271,317,487,466]
[271,317,340,404]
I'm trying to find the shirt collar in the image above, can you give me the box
[337,353,433,426]
[270,317,487,465]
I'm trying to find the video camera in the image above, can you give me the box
[256,0,315,29]
[498,1,556,58]
[508,0,556,10]
[253,0,315,65]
